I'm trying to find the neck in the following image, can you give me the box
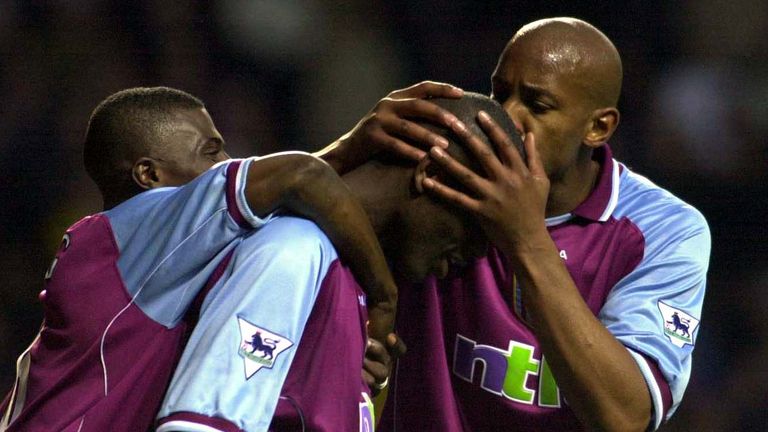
[341,161,413,236]
[545,148,601,217]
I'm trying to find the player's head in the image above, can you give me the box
[491,17,621,182]
[381,92,522,282]
[83,87,229,209]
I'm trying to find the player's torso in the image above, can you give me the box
[271,260,373,432]
[387,215,644,431]
[7,215,188,431]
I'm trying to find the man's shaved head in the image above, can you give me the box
[491,18,622,213]
[508,17,622,108]
[84,88,204,191]
[423,92,523,188]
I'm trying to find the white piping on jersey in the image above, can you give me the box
[233,158,254,227]
[598,159,621,222]
[627,348,664,431]
[76,417,84,432]
[544,213,574,227]
[100,208,231,396]
[156,420,226,432]
[1,332,40,431]
[544,159,621,227]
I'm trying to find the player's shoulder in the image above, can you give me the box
[243,216,335,259]
[105,159,244,219]
[615,164,709,236]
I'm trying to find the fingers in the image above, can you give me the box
[364,337,392,394]
[390,81,463,100]
[447,118,505,178]
[422,176,483,214]
[477,111,526,172]
[380,97,459,138]
[386,332,407,358]
[366,336,392,365]
[523,132,546,177]
[363,357,390,386]
[369,98,464,162]
[368,128,427,162]
[427,145,489,197]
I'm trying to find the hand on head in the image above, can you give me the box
[318,81,466,174]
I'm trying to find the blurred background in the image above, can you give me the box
[0,1,765,429]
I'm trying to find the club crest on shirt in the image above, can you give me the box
[658,301,699,348]
[237,316,293,379]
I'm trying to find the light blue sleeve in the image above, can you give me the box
[157,217,339,432]
[105,158,271,327]
[600,175,711,429]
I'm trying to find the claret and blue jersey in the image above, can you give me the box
[156,216,373,432]
[383,145,710,431]
[0,158,267,432]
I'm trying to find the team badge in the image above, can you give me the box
[658,301,699,348]
[237,316,293,379]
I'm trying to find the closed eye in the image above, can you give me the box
[202,138,225,157]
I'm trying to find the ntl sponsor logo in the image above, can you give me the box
[453,334,561,407]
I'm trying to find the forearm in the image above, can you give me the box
[245,153,397,338]
[313,138,348,175]
[507,231,651,431]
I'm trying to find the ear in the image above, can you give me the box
[132,157,161,190]
[583,107,620,149]
[412,155,432,195]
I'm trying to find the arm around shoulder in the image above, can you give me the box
[243,152,398,343]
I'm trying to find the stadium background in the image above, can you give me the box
[1,1,765,429]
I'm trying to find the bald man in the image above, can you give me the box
[338,18,710,432]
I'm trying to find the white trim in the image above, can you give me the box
[544,213,573,227]
[101,209,231,395]
[234,158,257,227]
[627,349,663,431]
[156,420,227,432]
[598,159,621,222]
[235,158,273,228]
[1,333,40,431]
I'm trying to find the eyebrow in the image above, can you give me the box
[520,82,558,102]
[492,76,559,101]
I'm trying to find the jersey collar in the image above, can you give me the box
[545,145,621,226]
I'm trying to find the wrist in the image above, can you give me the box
[496,223,553,258]
[314,140,345,174]
[367,289,398,312]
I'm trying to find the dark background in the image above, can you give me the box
[1,1,766,430]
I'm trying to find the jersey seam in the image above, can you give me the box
[100,208,231,395]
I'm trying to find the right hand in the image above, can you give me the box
[322,81,465,173]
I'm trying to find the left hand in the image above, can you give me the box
[366,301,396,348]
[422,111,551,256]
[363,333,406,395]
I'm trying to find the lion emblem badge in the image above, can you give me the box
[658,301,699,348]
[237,316,293,379]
